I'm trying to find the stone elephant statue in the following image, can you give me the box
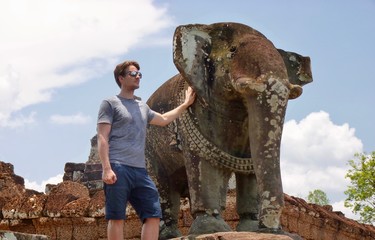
[145,22,312,239]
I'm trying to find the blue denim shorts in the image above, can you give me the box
[104,163,162,222]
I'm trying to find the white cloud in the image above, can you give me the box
[281,111,363,203]
[0,0,172,128]
[25,174,63,193]
[50,113,91,125]
[332,200,360,221]
[0,111,37,129]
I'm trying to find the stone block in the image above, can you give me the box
[83,171,102,182]
[60,197,90,217]
[8,219,36,235]
[64,163,85,172]
[87,190,105,218]
[72,217,99,240]
[84,163,103,172]
[0,230,49,240]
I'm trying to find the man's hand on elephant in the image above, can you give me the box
[184,86,196,107]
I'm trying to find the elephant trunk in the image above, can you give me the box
[243,77,289,230]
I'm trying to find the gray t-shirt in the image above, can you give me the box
[97,95,155,168]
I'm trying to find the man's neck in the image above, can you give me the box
[118,89,135,99]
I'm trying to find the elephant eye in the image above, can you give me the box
[227,46,237,59]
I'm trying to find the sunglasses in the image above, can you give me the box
[125,71,142,79]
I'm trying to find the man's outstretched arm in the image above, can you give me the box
[150,86,195,127]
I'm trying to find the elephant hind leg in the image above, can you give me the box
[235,173,259,232]
[159,190,182,239]
[158,170,187,239]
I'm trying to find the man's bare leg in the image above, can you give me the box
[141,218,160,240]
[107,219,124,240]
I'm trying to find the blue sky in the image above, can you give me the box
[1,0,374,222]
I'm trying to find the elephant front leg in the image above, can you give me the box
[244,86,288,232]
[184,156,232,235]
[253,156,284,232]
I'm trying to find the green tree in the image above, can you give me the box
[307,189,330,206]
[344,151,375,224]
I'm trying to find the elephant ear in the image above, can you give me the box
[277,49,313,99]
[173,24,213,96]
[277,49,313,87]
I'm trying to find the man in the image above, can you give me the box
[97,60,195,240]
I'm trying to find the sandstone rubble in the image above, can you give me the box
[1,159,374,240]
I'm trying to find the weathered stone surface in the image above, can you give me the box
[63,136,104,194]
[84,163,103,172]
[72,217,101,240]
[0,162,26,218]
[281,194,375,240]
[64,162,85,173]
[0,162,15,175]
[2,196,24,219]
[34,217,74,240]
[32,217,102,240]
[60,197,90,217]
[19,194,47,220]
[2,193,46,219]
[43,181,89,218]
[63,162,85,182]
[2,158,375,240]
[87,190,105,218]
[0,230,49,239]
[87,135,99,164]
[183,232,294,240]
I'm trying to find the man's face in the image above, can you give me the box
[120,65,142,90]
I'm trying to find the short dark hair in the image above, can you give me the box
[114,60,140,88]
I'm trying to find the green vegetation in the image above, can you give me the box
[307,189,330,206]
[344,151,375,224]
